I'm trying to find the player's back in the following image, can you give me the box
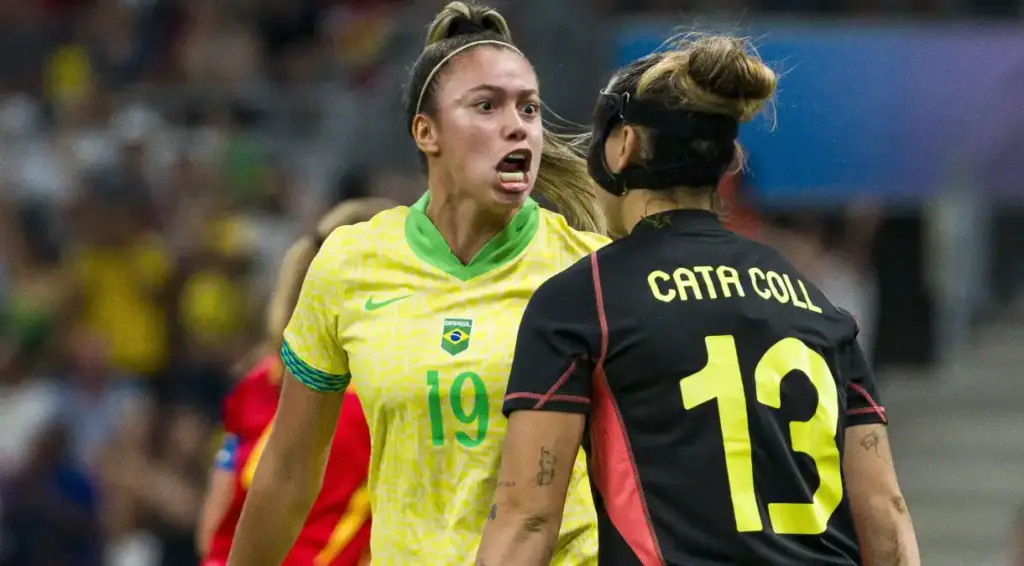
[583,210,870,565]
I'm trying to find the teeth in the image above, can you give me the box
[506,152,526,162]
[499,172,525,183]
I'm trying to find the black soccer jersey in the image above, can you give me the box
[503,210,887,566]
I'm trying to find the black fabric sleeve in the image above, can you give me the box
[503,263,602,417]
[841,338,888,426]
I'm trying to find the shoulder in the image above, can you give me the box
[308,205,410,285]
[319,205,409,256]
[536,208,610,256]
[743,239,860,340]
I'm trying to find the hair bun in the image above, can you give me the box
[686,36,776,104]
[425,1,512,47]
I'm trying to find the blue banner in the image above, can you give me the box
[617,21,1024,204]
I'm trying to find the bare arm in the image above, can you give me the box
[196,467,235,558]
[476,411,586,566]
[226,375,344,566]
[844,424,920,566]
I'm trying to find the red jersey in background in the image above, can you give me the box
[719,165,763,240]
[204,356,371,566]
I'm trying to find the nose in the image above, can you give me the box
[501,106,527,142]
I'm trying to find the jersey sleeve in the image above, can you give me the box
[281,235,352,393]
[503,262,602,416]
[841,338,887,427]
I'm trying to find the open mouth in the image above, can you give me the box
[496,149,532,188]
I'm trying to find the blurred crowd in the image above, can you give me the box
[0,1,424,565]
[0,0,1006,565]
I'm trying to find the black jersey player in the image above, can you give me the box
[476,35,919,566]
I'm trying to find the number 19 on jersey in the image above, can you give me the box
[426,370,490,448]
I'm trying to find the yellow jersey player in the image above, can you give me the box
[227,2,608,565]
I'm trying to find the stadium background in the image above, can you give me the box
[1,0,1022,564]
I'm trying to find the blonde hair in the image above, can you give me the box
[627,34,777,172]
[406,1,605,234]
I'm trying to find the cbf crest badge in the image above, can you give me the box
[441,318,473,356]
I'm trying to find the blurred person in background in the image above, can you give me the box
[198,198,395,566]
[0,199,64,480]
[761,205,881,362]
[58,331,147,472]
[94,398,212,566]
[143,404,212,566]
[64,171,173,384]
[0,315,60,482]
[174,0,263,96]
[0,200,69,370]
[167,222,253,417]
[227,3,607,565]
[0,424,103,566]
[96,396,161,566]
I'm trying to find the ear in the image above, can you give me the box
[411,114,440,156]
[608,124,641,173]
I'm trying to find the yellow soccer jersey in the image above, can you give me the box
[282,193,609,565]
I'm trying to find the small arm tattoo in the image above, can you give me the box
[860,427,884,456]
[536,447,556,486]
[488,503,497,521]
[496,480,515,488]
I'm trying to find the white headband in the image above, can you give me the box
[415,40,523,116]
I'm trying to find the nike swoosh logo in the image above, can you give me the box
[364,295,411,311]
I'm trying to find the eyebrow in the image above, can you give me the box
[462,84,540,99]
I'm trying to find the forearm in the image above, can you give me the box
[196,469,235,557]
[227,461,322,566]
[476,507,560,566]
[853,495,920,566]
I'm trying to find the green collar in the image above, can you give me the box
[404,192,540,281]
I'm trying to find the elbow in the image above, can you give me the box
[852,492,913,530]
[502,506,560,538]
[859,493,910,517]
[518,512,557,534]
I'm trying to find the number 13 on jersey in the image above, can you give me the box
[680,335,843,536]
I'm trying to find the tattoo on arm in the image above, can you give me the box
[488,503,497,521]
[859,427,884,457]
[496,480,515,488]
[536,447,556,486]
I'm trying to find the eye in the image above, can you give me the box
[474,100,494,112]
[522,102,540,116]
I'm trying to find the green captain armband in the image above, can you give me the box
[280,340,351,393]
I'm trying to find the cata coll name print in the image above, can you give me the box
[648,264,823,314]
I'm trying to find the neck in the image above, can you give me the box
[622,188,714,234]
[425,187,514,265]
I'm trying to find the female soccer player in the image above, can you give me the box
[198,199,395,566]
[227,3,608,565]
[480,35,920,566]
